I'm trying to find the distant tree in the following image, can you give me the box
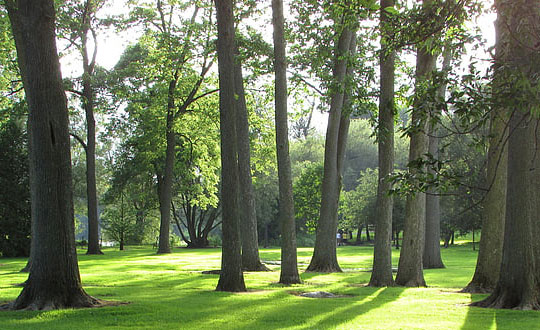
[102,192,135,251]
[3,0,101,309]
[0,119,30,258]
[293,162,323,234]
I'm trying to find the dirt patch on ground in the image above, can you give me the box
[289,291,353,298]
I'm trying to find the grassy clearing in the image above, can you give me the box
[0,243,538,329]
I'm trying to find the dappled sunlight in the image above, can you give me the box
[1,246,540,329]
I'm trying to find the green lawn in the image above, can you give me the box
[0,244,538,329]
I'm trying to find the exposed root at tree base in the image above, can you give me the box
[305,263,342,273]
[460,283,494,294]
[471,290,540,310]
[243,262,271,272]
[1,297,129,311]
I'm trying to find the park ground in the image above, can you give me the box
[1,241,539,329]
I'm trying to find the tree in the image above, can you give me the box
[114,1,215,254]
[57,0,108,255]
[306,19,357,273]
[214,0,246,292]
[395,0,436,288]
[472,0,540,310]
[369,0,396,287]
[272,0,301,284]
[102,192,135,251]
[234,47,268,271]
[462,96,507,293]
[0,118,30,258]
[423,49,451,270]
[3,0,100,309]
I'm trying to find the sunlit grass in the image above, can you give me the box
[0,243,538,329]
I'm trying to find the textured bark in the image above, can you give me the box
[306,27,355,273]
[423,49,450,270]
[369,0,395,287]
[234,48,268,272]
[4,0,100,310]
[395,0,435,287]
[272,0,301,284]
[215,0,246,292]
[472,0,540,309]
[463,109,507,293]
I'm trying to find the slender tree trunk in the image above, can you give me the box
[157,80,177,254]
[215,0,246,292]
[4,0,100,310]
[234,47,268,272]
[423,49,451,269]
[473,0,540,309]
[306,27,355,273]
[395,0,435,287]
[370,0,395,287]
[83,77,102,255]
[272,0,301,284]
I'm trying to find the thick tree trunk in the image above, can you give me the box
[369,0,395,287]
[395,0,435,286]
[272,0,301,284]
[462,21,508,294]
[306,27,355,273]
[234,48,268,272]
[215,0,246,292]
[473,0,540,309]
[4,0,100,310]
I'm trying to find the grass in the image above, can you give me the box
[0,243,539,329]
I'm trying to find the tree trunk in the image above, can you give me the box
[395,0,435,287]
[157,80,177,254]
[423,51,450,269]
[214,0,246,292]
[234,47,268,272]
[462,24,508,295]
[369,0,395,287]
[306,27,355,273]
[472,0,540,309]
[272,0,301,284]
[4,0,100,310]
[83,74,102,255]
[356,223,363,245]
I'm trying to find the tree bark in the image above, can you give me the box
[472,0,540,309]
[4,0,100,310]
[306,27,355,273]
[272,0,301,284]
[234,47,268,272]
[395,0,435,287]
[214,0,246,292]
[369,0,396,287]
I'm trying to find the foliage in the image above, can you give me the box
[293,161,323,233]
[101,193,137,249]
[0,118,30,257]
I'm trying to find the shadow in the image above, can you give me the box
[459,293,495,330]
